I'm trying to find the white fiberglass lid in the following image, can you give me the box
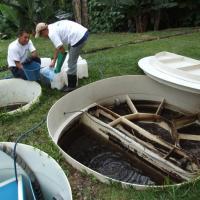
[138,51,200,94]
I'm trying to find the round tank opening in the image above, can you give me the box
[0,79,41,115]
[58,98,200,186]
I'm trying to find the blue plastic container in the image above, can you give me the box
[23,61,40,81]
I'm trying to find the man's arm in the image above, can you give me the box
[31,50,38,58]
[50,45,65,67]
[15,61,23,69]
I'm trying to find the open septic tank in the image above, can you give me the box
[47,75,200,189]
[0,79,41,115]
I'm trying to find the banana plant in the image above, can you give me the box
[0,3,20,38]
[0,3,19,27]
[0,0,72,31]
[1,0,38,31]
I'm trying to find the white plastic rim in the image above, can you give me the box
[0,142,72,200]
[47,75,200,189]
[138,53,200,94]
[0,79,41,115]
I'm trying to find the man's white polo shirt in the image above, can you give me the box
[48,20,88,48]
[7,39,36,67]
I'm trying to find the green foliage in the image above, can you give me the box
[0,0,72,38]
[1,0,39,31]
[152,0,178,10]
[0,4,19,26]
[93,0,200,32]
[176,0,200,27]
[0,4,19,38]
[35,0,58,22]
[0,0,200,35]
[180,12,200,27]
[88,0,125,33]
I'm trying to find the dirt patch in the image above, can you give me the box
[68,166,100,200]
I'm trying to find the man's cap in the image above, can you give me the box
[35,22,48,38]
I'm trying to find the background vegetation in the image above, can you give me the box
[0,0,200,38]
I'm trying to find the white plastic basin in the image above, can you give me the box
[0,142,72,200]
[0,79,41,115]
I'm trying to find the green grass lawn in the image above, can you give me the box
[0,28,200,199]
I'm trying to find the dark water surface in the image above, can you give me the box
[58,123,177,185]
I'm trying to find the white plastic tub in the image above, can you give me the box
[0,142,72,200]
[0,79,41,115]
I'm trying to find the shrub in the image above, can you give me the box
[88,0,125,33]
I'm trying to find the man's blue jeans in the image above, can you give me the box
[11,67,27,80]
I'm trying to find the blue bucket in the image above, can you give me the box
[23,61,40,81]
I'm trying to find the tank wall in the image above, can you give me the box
[0,79,41,106]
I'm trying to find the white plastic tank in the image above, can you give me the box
[47,75,200,189]
[0,142,72,200]
[0,79,41,115]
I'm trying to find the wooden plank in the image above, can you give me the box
[96,107,193,162]
[116,124,165,157]
[156,98,165,115]
[88,105,198,168]
[179,134,200,141]
[120,117,195,161]
[125,95,138,113]
[173,114,197,129]
[125,113,178,144]
[82,113,197,180]
[96,109,116,121]
[109,118,121,127]
[97,104,121,118]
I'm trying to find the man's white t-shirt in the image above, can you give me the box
[7,39,36,67]
[48,20,88,48]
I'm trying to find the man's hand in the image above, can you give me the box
[19,65,23,69]
[50,59,56,67]
[50,45,65,68]
[15,61,23,69]
[31,50,38,58]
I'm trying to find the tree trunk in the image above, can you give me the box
[135,14,149,33]
[81,0,89,28]
[154,9,161,31]
[135,15,143,33]
[135,16,140,33]
[142,14,149,32]
[72,0,82,24]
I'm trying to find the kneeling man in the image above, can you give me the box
[7,30,40,80]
